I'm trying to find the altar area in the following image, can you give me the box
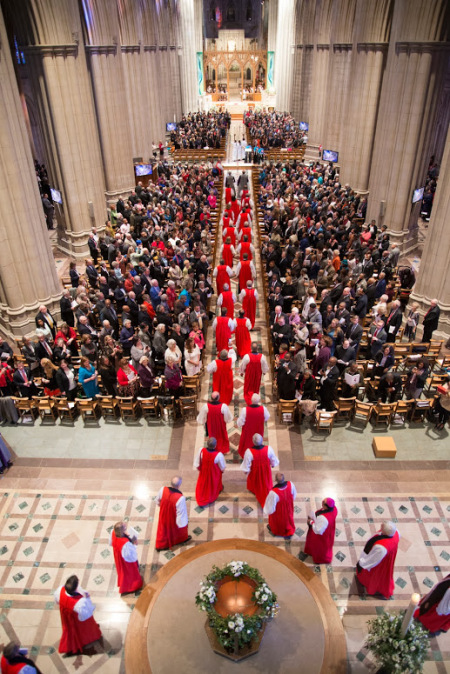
[125,540,346,674]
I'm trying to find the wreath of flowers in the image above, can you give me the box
[365,611,429,673]
[195,560,279,651]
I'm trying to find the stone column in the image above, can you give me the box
[0,6,61,337]
[10,0,106,257]
[177,0,200,113]
[410,128,450,338]
[366,0,450,251]
[267,0,278,53]
[274,0,295,112]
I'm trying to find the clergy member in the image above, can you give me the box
[155,476,191,552]
[109,521,143,594]
[356,521,400,598]
[54,575,102,654]
[235,309,252,358]
[213,259,234,296]
[207,349,236,406]
[235,256,256,294]
[304,497,338,564]
[212,308,236,353]
[240,433,279,508]
[236,393,270,458]
[415,574,450,633]
[239,280,258,328]
[196,391,233,454]
[1,642,42,674]
[264,472,297,539]
[193,438,226,507]
[217,283,237,318]
[240,342,269,405]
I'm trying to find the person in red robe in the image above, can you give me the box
[230,196,240,223]
[356,521,400,598]
[1,642,42,673]
[235,309,252,358]
[223,223,237,246]
[213,309,236,353]
[239,281,258,328]
[110,521,143,594]
[217,284,237,319]
[264,472,297,538]
[54,575,102,654]
[237,235,254,261]
[240,343,269,405]
[304,497,338,564]
[155,476,191,552]
[194,438,226,507]
[222,207,232,228]
[241,433,279,508]
[196,391,233,454]
[213,259,234,295]
[235,255,256,293]
[236,206,251,231]
[207,349,236,405]
[237,393,270,457]
[221,237,236,268]
[415,575,450,633]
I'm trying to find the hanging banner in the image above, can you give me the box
[197,52,204,96]
[267,51,274,91]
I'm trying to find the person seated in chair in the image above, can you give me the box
[378,371,402,403]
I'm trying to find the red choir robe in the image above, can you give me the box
[56,587,102,654]
[111,530,143,594]
[238,212,250,231]
[238,404,265,457]
[156,487,189,550]
[195,448,224,506]
[235,317,251,358]
[242,288,256,328]
[215,316,232,353]
[223,226,236,246]
[231,201,241,223]
[356,531,400,598]
[222,243,234,268]
[225,188,233,204]
[221,290,235,318]
[264,481,296,537]
[239,241,252,261]
[240,226,252,241]
[414,575,450,633]
[215,265,231,295]
[243,353,262,405]
[206,401,230,453]
[304,505,338,564]
[239,261,253,292]
[212,358,234,405]
[245,446,274,508]
[1,655,41,673]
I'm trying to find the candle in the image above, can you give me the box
[400,593,420,636]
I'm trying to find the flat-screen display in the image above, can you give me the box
[299,122,309,132]
[50,188,62,204]
[323,149,339,162]
[134,164,153,177]
[412,187,424,203]
[166,122,177,132]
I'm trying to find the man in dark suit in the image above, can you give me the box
[35,305,57,339]
[369,319,387,358]
[60,290,74,327]
[13,363,38,397]
[353,288,368,318]
[125,292,140,327]
[35,334,54,362]
[319,357,340,410]
[78,316,99,342]
[384,300,403,343]
[100,299,120,336]
[422,300,440,343]
[378,371,403,403]
[346,315,363,351]
[362,252,374,279]
[85,259,99,288]
[270,306,287,330]
[88,232,99,264]
[365,278,378,311]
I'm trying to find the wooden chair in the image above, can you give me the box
[158,395,176,421]
[138,397,161,420]
[333,397,356,421]
[182,375,201,396]
[178,395,198,420]
[394,344,411,358]
[33,396,58,424]
[313,409,337,434]
[351,401,374,427]
[117,397,140,422]
[78,399,101,425]
[371,402,397,427]
[410,398,432,423]
[425,374,448,395]
[392,399,415,426]
[277,399,298,424]
[11,397,38,424]
[95,395,120,421]
[54,398,79,424]
[437,355,450,371]
[429,340,443,357]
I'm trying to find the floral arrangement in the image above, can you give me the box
[365,611,430,673]
[196,560,278,651]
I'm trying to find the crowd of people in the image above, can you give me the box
[169,110,230,150]
[244,110,308,150]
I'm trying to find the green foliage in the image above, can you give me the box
[365,611,430,673]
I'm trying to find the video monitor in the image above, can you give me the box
[323,149,339,163]
[50,188,62,204]
[166,122,177,132]
[134,164,153,177]
[299,122,309,132]
[412,187,424,203]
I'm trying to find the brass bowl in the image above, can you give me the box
[214,574,258,617]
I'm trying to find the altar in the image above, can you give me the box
[125,539,346,673]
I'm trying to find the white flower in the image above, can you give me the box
[247,630,251,634]
[228,621,235,629]
[262,593,268,601]
[202,606,206,611]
